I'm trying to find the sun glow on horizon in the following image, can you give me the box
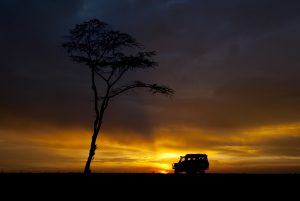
[1,122,300,173]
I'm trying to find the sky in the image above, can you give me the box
[1,0,300,173]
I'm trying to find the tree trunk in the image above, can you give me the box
[83,133,97,174]
[83,104,106,174]
[84,68,102,174]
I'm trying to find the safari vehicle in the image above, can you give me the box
[172,154,209,174]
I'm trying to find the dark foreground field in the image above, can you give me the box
[1,173,298,198]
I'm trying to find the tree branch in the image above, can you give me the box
[109,67,129,87]
[108,81,174,98]
[94,70,108,82]
[107,68,116,83]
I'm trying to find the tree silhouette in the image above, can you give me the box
[62,19,174,174]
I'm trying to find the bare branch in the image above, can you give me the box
[109,67,129,87]
[107,68,117,83]
[94,70,108,82]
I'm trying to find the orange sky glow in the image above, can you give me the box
[1,122,300,173]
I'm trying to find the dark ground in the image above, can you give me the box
[0,173,298,199]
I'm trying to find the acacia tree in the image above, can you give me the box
[62,19,174,174]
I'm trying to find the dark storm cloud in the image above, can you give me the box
[0,0,93,130]
[1,0,300,136]
[147,77,300,131]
